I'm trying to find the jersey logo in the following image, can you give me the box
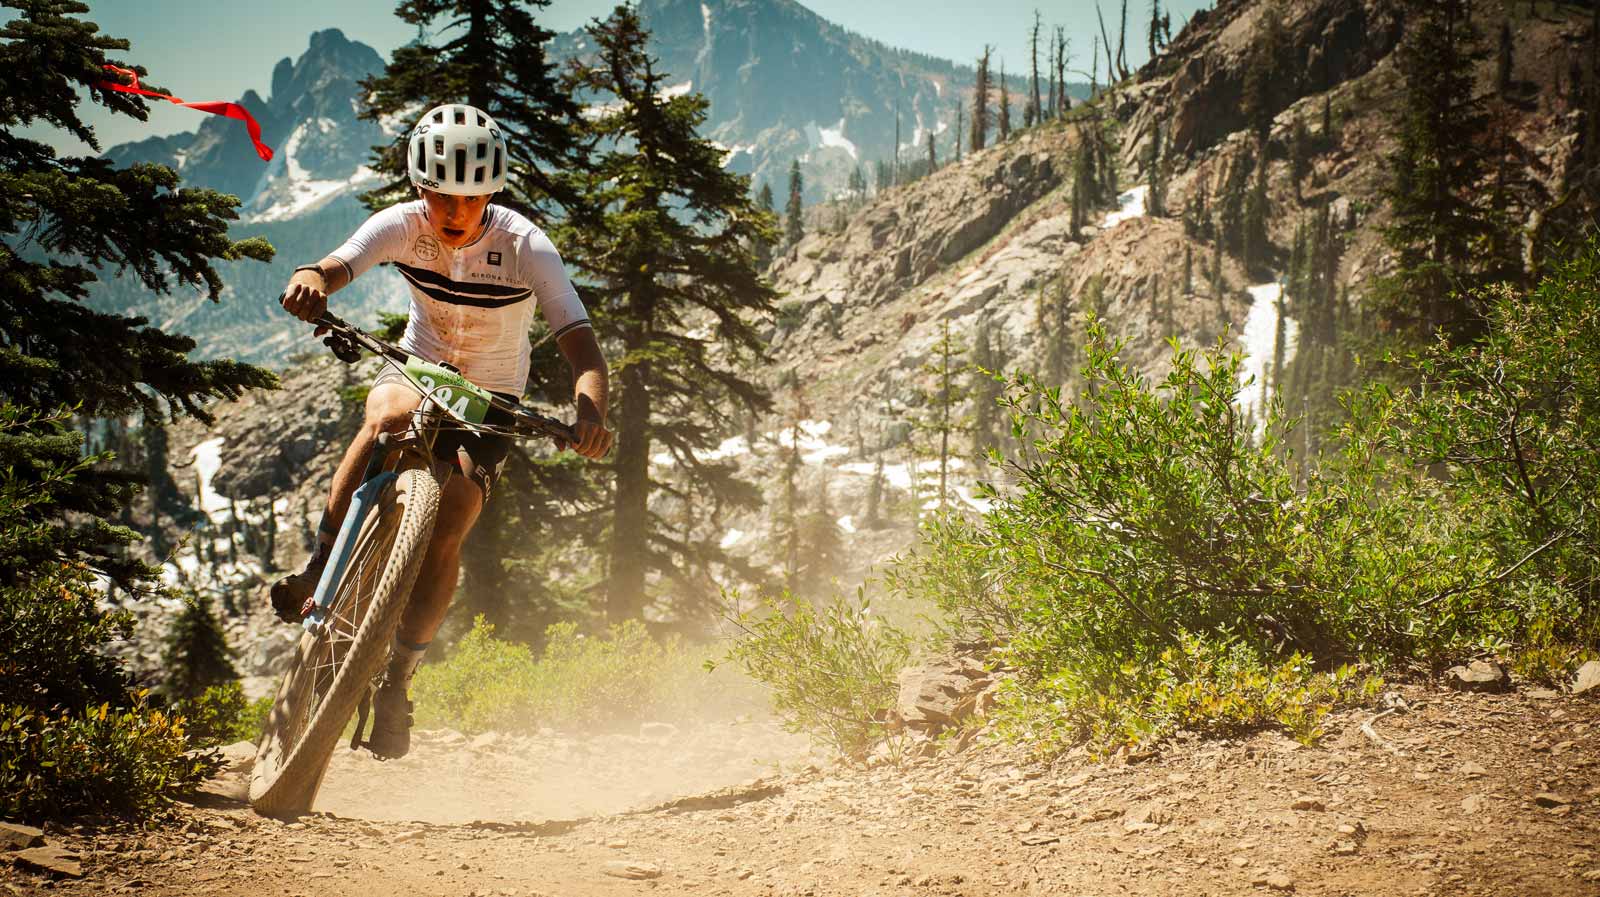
[414,234,441,261]
[487,251,502,266]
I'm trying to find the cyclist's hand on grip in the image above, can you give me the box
[567,417,613,459]
[281,269,329,334]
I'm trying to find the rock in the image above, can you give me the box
[1444,660,1510,693]
[1457,761,1487,778]
[895,655,992,732]
[1124,801,1172,827]
[602,860,662,880]
[639,722,679,740]
[0,822,45,850]
[1460,794,1487,813]
[217,740,257,775]
[1574,660,1600,696]
[1251,871,1295,891]
[11,846,83,879]
[1533,792,1571,808]
[1290,797,1325,812]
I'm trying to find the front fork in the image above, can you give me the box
[301,432,401,635]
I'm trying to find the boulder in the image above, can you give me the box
[896,655,992,731]
[1572,660,1600,696]
[1444,660,1510,693]
[11,846,82,879]
[0,822,44,850]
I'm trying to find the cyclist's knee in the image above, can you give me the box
[362,384,419,436]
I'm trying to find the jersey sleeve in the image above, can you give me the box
[523,229,591,339]
[327,205,410,282]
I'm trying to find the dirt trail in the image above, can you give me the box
[6,688,1600,896]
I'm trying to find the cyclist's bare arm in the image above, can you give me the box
[280,257,351,324]
[556,325,613,459]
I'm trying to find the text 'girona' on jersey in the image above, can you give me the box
[328,201,590,395]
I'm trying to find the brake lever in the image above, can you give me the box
[324,330,363,364]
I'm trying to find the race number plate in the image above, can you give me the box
[402,356,492,425]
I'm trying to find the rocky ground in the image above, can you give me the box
[6,685,1600,896]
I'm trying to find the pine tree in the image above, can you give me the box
[1146,121,1166,217]
[914,322,972,512]
[1242,141,1271,274]
[970,319,1007,455]
[1289,112,1310,203]
[755,182,776,267]
[971,46,992,153]
[893,104,901,186]
[360,0,581,219]
[1241,3,1287,142]
[786,159,805,245]
[955,105,964,163]
[160,592,238,701]
[1183,243,1194,295]
[1497,20,1514,97]
[796,478,843,598]
[1379,0,1498,335]
[926,128,936,171]
[0,3,276,587]
[1056,28,1069,116]
[564,7,778,622]
[1048,32,1059,118]
[1028,11,1043,128]
[1148,0,1165,59]
[998,61,1012,142]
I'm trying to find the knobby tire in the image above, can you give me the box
[248,467,440,818]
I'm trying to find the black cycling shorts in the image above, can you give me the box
[372,365,517,499]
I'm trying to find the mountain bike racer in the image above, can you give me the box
[265,103,611,760]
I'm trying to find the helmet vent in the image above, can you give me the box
[492,148,502,179]
[454,108,466,125]
[435,162,446,180]
[454,147,467,184]
[433,137,444,156]
[413,141,425,176]
[476,140,488,159]
[476,112,487,127]
[432,109,445,124]
[473,167,485,184]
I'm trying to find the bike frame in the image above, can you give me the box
[298,313,574,635]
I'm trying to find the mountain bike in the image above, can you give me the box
[248,312,575,818]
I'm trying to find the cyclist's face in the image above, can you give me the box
[417,187,494,248]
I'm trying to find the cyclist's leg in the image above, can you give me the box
[394,476,484,646]
[269,375,419,622]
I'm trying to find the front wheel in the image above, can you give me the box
[248,466,440,818]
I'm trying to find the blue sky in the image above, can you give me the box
[46,0,1212,153]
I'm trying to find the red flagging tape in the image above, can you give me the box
[96,65,274,162]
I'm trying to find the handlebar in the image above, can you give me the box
[310,312,579,447]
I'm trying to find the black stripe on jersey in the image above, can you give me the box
[552,319,593,339]
[395,264,533,308]
[395,263,529,298]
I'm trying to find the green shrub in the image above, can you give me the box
[718,591,910,760]
[175,682,272,748]
[887,322,1483,752]
[0,696,218,821]
[413,616,758,734]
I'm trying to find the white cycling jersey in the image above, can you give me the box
[328,201,590,395]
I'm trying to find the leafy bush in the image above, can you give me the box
[413,616,759,733]
[887,323,1486,753]
[0,696,218,820]
[718,591,910,760]
[175,682,272,748]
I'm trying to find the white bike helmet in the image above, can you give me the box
[407,103,507,195]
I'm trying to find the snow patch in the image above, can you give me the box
[1100,185,1150,230]
[817,118,858,161]
[1238,282,1300,430]
[191,438,230,516]
[247,119,378,222]
[720,528,745,549]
